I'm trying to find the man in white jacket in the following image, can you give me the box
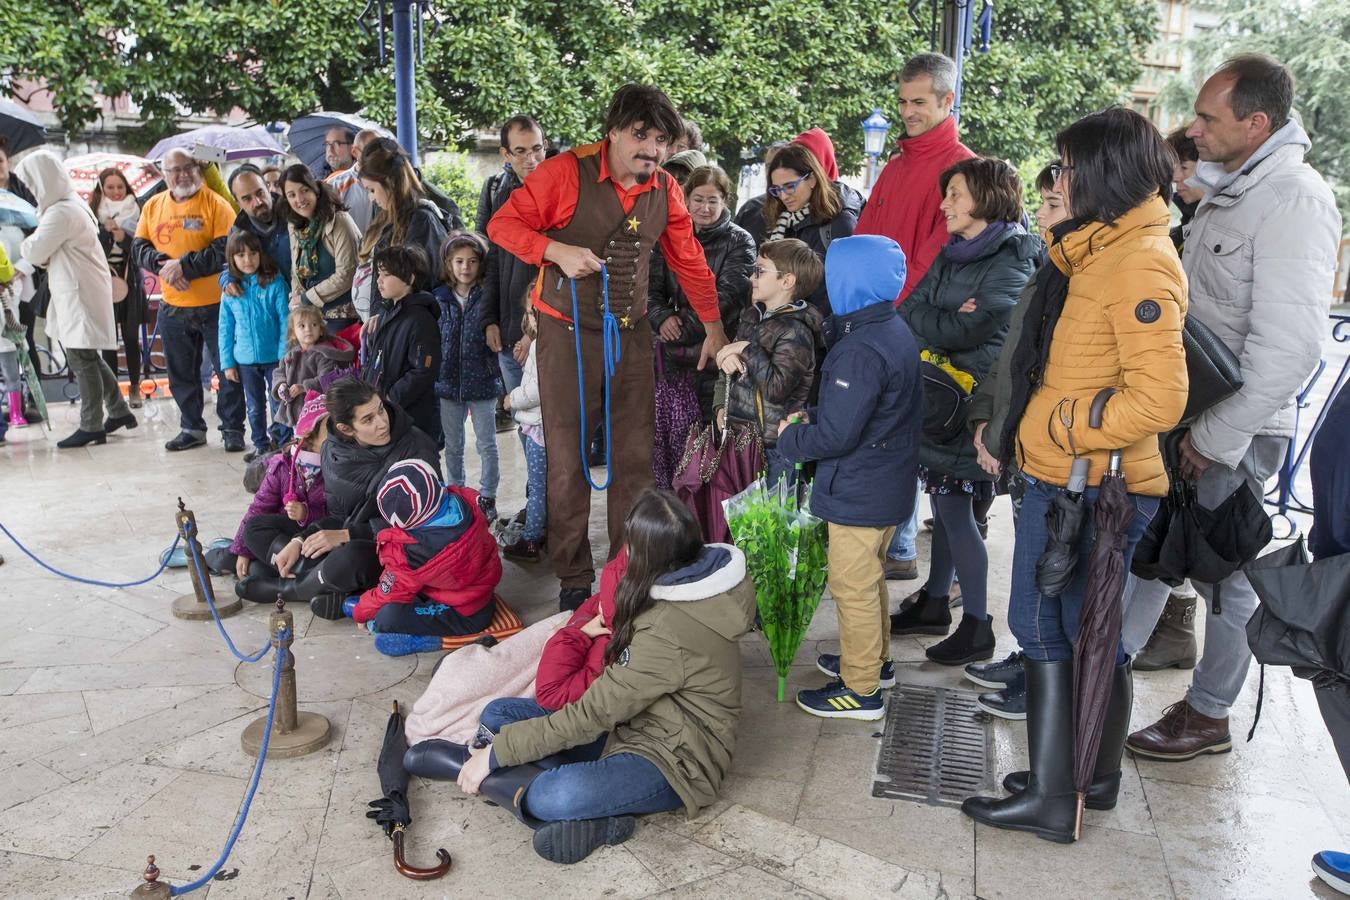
[1124,54,1343,761]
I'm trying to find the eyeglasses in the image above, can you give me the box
[767,173,811,198]
[508,144,546,159]
[324,140,353,150]
[1049,164,1075,183]
[750,264,783,279]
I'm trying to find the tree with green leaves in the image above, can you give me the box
[2,0,1156,179]
[1160,0,1350,222]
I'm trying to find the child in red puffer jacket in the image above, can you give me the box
[534,549,628,710]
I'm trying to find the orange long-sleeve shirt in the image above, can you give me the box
[487,140,720,323]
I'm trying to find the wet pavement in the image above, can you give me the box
[0,327,1346,899]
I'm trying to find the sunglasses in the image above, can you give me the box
[767,173,811,198]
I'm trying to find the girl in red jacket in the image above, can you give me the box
[533,550,628,711]
[347,458,503,636]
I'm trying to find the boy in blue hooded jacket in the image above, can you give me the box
[776,235,922,720]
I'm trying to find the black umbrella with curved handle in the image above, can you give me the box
[368,701,451,881]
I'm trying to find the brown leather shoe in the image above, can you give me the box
[884,558,918,581]
[1126,700,1231,761]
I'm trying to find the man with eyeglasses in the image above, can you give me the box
[478,116,548,401]
[133,147,244,452]
[854,52,975,583]
[322,126,357,179]
[326,128,381,233]
[489,84,727,614]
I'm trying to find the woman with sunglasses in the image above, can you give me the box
[960,107,1187,843]
[759,144,859,315]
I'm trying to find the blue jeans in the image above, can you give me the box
[522,432,547,542]
[161,304,244,437]
[479,697,682,823]
[498,351,524,393]
[1007,475,1159,663]
[236,362,278,452]
[440,397,499,497]
[887,482,923,561]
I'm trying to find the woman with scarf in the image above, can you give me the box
[758,144,857,315]
[960,108,1187,843]
[890,157,1040,665]
[89,168,148,405]
[278,165,361,333]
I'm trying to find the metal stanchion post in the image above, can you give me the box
[241,599,332,758]
[129,855,171,899]
[172,498,242,621]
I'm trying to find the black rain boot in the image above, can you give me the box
[476,762,548,829]
[287,567,344,618]
[235,574,289,604]
[962,658,1079,843]
[890,589,952,636]
[532,816,637,864]
[403,740,470,780]
[925,613,995,666]
[1003,660,1133,810]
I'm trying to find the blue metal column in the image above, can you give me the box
[392,0,418,161]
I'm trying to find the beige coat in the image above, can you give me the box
[288,210,360,310]
[16,152,116,351]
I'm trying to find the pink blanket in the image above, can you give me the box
[404,611,569,746]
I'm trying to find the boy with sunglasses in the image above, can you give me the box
[712,238,823,488]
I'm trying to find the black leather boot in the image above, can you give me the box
[889,589,952,635]
[234,574,288,604]
[962,658,1079,842]
[477,762,548,828]
[1003,661,1133,810]
[925,613,995,666]
[403,740,470,780]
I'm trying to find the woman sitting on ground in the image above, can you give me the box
[235,376,440,616]
[405,489,756,865]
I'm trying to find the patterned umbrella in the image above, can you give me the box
[64,153,162,203]
[147,124,283,162]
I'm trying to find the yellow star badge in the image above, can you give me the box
[626,216,641,233]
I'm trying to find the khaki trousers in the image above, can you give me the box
[827,522,897,694]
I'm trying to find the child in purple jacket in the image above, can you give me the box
[229,392,329,579]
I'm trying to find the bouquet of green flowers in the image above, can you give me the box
[724,472,829,701]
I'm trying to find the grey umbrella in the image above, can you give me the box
[288,112,391,178]
[0,100,47,155]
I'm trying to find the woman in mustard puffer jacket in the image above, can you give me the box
[962,108,1187,844]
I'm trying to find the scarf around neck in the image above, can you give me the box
[943,220,1017,265]
[767,205,811,242]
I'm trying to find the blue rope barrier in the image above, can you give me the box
[169,629,285,896]
[0,521,181,588]
[181,524,272,664]
[570,265,620,492]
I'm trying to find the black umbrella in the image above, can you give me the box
[1036,457,1091,596]
[1069,389,1135,839]
[0,99,47,155]
[1131,428,1273,612]
[367,701,452,881]
[1245,536,1350,685]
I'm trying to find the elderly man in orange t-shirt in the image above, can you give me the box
[133,148,241,452]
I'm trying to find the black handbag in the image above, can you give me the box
[1179,315,1243,425]
[919,360,971,443]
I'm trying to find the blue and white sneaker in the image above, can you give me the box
[1313,851,1350,896]
[796,681,885,720]
[815,653,896,689]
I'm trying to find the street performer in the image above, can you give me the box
[489,84,728,612]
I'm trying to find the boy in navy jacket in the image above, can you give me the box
[776,235,922,720]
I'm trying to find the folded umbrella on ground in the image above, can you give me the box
[370,701,452,881]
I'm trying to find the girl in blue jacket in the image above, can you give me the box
[220,230,290,458]
[434,231,502,522]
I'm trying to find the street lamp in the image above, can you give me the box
[862,108,891,191]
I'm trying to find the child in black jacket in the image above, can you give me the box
[363,244,443,444]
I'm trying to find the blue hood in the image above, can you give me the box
[824,236,907,315]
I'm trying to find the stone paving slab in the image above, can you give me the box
[0,399,1345,899]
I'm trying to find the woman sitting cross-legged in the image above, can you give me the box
[404,489,756,864]
[235,376,440,616]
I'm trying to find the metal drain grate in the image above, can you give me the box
[872,683,995,807]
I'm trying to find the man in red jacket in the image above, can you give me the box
[855,53,975,304]
[488,84,727,613]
